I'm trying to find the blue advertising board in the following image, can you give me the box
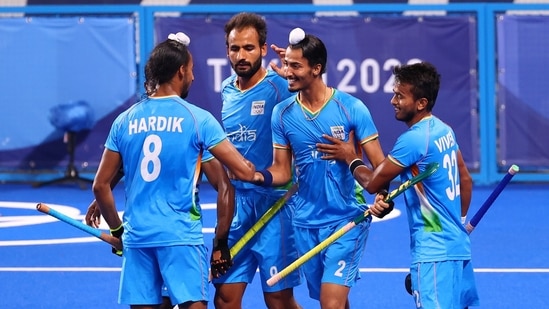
[155,14,479,168]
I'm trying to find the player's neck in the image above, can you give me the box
[406,112,432,127]
[152,84,179,98]
[237,67,267,91]
[298,82,331,111]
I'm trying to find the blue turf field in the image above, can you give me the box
[1,182,548,308]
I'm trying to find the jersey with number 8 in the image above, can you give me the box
[105,95,227,248]
[387,115,471,264]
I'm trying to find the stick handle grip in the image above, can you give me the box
[36,203,122,250]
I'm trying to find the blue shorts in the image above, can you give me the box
[119,245,209,305]
[212,189,301,292]
[294,218,371,300]
[410,260,480,308]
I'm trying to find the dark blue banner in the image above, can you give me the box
[156,15,479,169]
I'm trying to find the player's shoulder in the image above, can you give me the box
[429,115,458,141]
[127,97,148,112]
[265,70,286,83]
[404,116,439,141]
[273,94,297,115]
[172,97,216,120]
[264,70,290,90]
[221,74,237,91]
[431,115,453,130]
[332,89,364,105]
[114,98,146,122]
[278,94,297,107]
[413,115,446,130]
[331,89,370,113]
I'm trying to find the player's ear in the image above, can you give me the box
[417,97,428,111]
[261,42,268,57]
[177,65,187,78]
[313,63,322,77]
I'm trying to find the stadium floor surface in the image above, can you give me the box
[1,182,548,308]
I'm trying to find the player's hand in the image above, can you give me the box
[85,200,101,228]
[210,238,232,278]
[110,224,124,257]
[269,44,286,77]
[316,130,358,163]
[370,190,394,218]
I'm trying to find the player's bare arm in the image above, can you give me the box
[210,139,256,182]
[457,150,472,217]
[203,158,235,278]
[85,165,124,228]
[202,158,234,240]
[361,138,385,169]
[92,149,123,230]
[353,160,401,194]
[252,147,293,187]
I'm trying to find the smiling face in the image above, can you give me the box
[283,46,319,92]
[226,26,266,79]
[391,82,427,126]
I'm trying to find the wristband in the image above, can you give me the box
[461,216,467,225]
[258,169,273,187]
[110,224,124,237]
[110,224,124,233]
[213,238,228,249]
[349,158,366,175]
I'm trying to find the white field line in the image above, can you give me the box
[1,267,548,273]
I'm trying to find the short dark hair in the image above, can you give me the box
[289,34,327,75]
[224,12,267,47]
[393,62,440,111]
[144,39,191,95]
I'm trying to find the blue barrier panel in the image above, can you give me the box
[496,15,549,172]
[0,3,548,184]
[0,15,137,171]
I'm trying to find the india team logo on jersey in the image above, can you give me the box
[251,101,265,116]
[227,124,257,142]
[330,126,345,140]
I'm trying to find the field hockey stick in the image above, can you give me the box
[404,164,519,295]
[209,184,298,281]
[465,164,519,233]
[267,162,439,287]
[36,203,122,250]
[230,183,298,257]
